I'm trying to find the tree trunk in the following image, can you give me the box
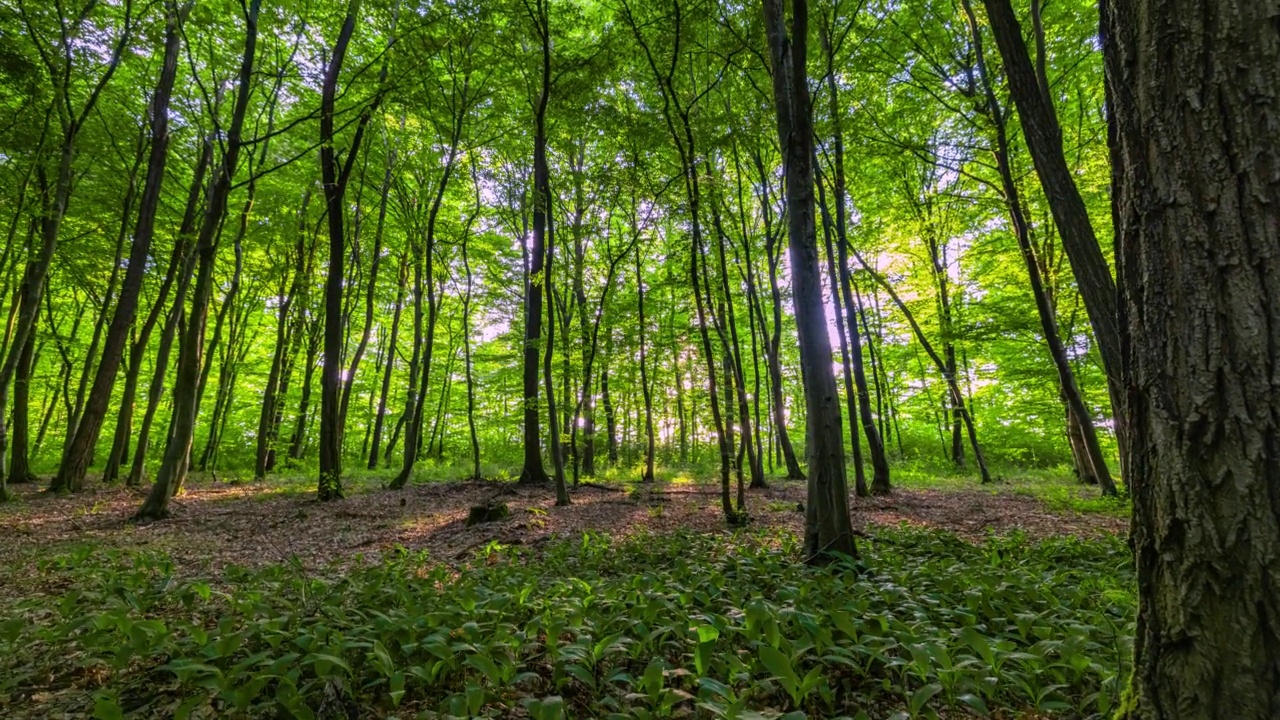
[751,151,806,481]
[1104,0,1280,716]
[817,172,868,497]
[369,255,406,470]
[982,0,1125,457]
[961,0,1116,496]
[762,0,857,562]
[9,317,36,484]
[0,2,133,500]
[317,3,362,502]
[136,0,259,520]
[636,245,655,483]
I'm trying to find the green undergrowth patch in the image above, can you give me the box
[1,527,1134,719]
[893,463,1130,518]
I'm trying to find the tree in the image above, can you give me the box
[982,0,1124,453]
[53,1,186,493]
[135,0,261,521]
[1104,0,1280,716]
[762,0,857,562]
[317,0,368,502]
[0,0,134,499]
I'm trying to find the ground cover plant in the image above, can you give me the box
[0,455,1137,720]
[1,485,1133,720]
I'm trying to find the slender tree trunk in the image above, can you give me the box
[763,0,856,561]
[636,245,655,483]
[962,0,1115,496]
[317,3,363,502]
[136,0,260,520]
[752,153,805,481]
[544,177,569,506]
[851,243,992,483]
[0,2,133,499]
[601,356,618,465]
[518,0,553,488]
[289,323,321,461]
[983,0,1124,452]
[369,255,406,469]
[9,318,36,484]
[817,175,868,497]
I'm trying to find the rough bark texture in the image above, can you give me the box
[1104,0,1280,717]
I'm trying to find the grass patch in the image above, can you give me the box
[892,463,1130,518]
[2,526,1133,719]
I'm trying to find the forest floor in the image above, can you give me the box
[1,471,1127,579]
[0,472,1133,719]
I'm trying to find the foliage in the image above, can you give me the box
[2,527,1134,719]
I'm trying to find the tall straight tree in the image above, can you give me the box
[762,0,857,562]
[517,0,554,487]
[53,1,186,493]
[1104,0,1280,717]
[317,0,371,502]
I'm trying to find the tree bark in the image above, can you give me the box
[961,0,1116,496]
[518,0,553,487]
[762,0,857,561]
[317,2,362,502]
[1104,0,1280,716]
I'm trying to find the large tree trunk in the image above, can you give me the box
[1104,0,1280,717]
[762,0,856,562]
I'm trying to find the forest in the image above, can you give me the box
[1,0,1276,718]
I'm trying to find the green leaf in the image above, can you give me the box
[758,645,798,687]
[389,671,405,706]
[957,693,989,715]
[465,653,502,684]
[93,695,124,720]
[909,682,943,715]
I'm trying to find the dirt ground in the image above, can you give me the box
[0,475,1128,577]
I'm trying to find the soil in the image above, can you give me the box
[0,475,1128,577]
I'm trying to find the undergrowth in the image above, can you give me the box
[0,527,1134,719]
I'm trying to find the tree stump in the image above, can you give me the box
[466,501,509,527]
